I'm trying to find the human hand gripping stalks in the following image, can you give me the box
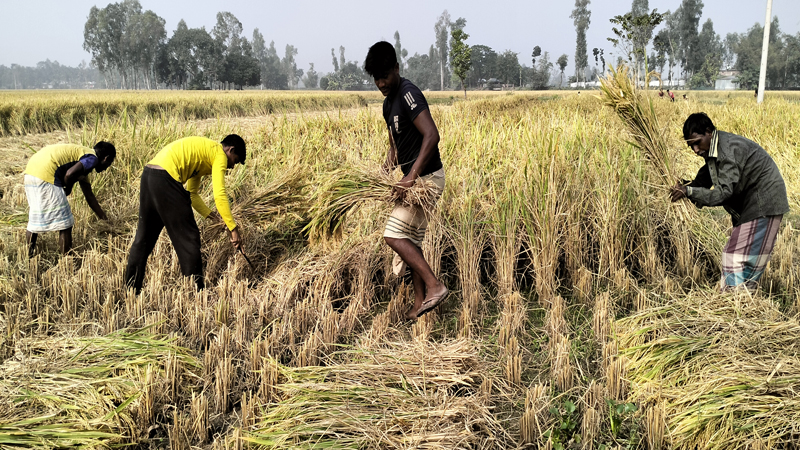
[305,162,440,242]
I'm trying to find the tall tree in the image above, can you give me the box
[331,48,339,73]
[688,19,722,87]
[405,46,439,91]
[212,12,243,55]
[533,51,553,89]
[252,28,267,88]
[84,0,166,89]
[252,38,286,89]
[678,0,704,78]
[282,44,302,89]
[468,45,497,87]
[660,9,681,87]
[531,46,542,66]
[393,31,408,74]
[450,28,471,98]
[125,9,165,88]
[608,8,665,81]
[784,32,800,88]
[496,50,521,86]
[303,63,319,88]
[734,17,788,89]
[157,21,221,89]
[434,10,451,90]
[592,47,606,74]
[557,54,569,87]
[570,0,591,83]
[722,32,740,70]
[325,46,368,90]
[630,0,657,73]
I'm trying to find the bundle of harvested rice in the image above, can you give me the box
[203,167,309,239]
[240,339,510,449]
[598,64,677,189]
[0,328,198,449]
[616,290,800,449]
[598,64,723,273]
[305,162,442,241]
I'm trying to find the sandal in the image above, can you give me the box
[416,287,449,317]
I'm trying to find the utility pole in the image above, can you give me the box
[757,0,773,104]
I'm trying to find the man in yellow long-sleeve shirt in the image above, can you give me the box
[124,135,246,294]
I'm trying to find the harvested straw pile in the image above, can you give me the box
[617,290,800,449]
[241,339,510,449]
[305,162,441,241]
[0,328,197,449]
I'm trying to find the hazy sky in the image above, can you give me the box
[2,0,798,74]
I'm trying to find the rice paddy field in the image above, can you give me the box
[0,81,799,449]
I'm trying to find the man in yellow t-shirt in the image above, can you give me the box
[23,142,116,256]
[124,135,246,294]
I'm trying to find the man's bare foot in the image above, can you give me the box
[426,282,447,299]
[404,308,419,321]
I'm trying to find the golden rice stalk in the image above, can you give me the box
[210,167,307,228]
[593,291,612,344]
[0,328,197,449]
[581,407,601,450]
[545,295,568,341]
[598,63,722,277]
[305,162,441,242]
[520,383,550,445]
[598,64,678,191]
[552,333,575,392]
[644,400,666,450]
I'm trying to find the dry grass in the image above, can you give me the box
[239,339,511,449]
[617,290,800,449]
[0,86,798,449]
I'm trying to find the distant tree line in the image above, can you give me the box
[82,0,310,90]
[3,0,798,90]
[0,60,102,89]
[604,0,800,89]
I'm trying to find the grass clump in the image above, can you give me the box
[305,162,441,242]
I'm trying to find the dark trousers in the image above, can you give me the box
[125,167,204,293]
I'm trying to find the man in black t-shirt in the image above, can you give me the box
[365,41,448,321]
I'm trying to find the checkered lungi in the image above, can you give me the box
[720,215,782,291]
[383,169,445,275]
[24,174,74,233]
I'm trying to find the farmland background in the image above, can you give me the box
[1,89,799,449]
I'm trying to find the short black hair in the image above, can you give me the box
[364,41,397,78]
[221,134,246,165]
[94,141,116,160]
[683,113,716,139]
